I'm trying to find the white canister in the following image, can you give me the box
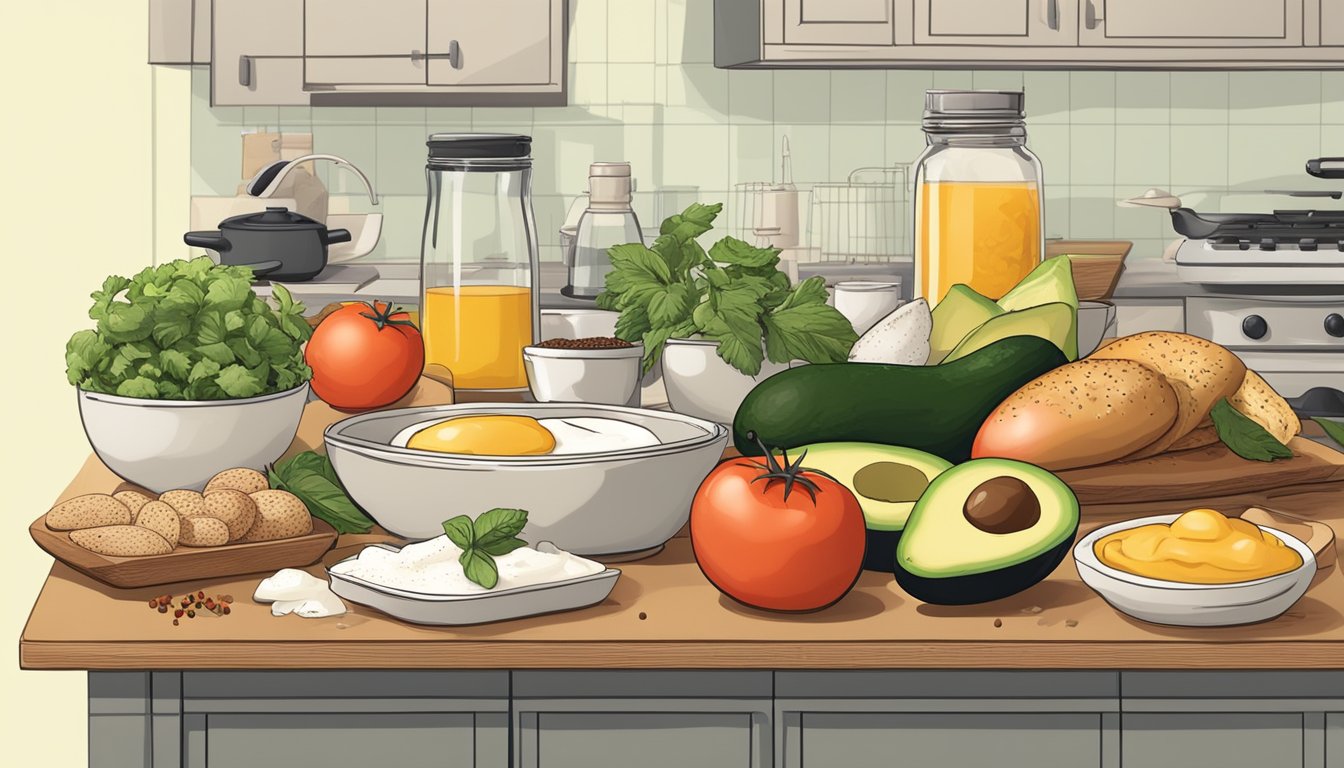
[833,280,904,335]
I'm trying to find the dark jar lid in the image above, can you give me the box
[220,207,325,231]
[427,133,532,160]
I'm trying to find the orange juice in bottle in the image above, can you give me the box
[913,91,1044,306]
[420,133,540,391]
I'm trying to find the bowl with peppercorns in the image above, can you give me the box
[523,337,644,406]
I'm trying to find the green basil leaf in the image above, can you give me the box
[764,303,859,364]
[215,364,264,398]
[473,508,529,547]
[196,342,235,366]
[115,377,159,399]
[647,283,695,328]
[479,537,528,557]
[1312,418,1344,450]
[1211,398,1294,462]
[442,515,476,550]
[659,202,721,241]
[460,549,500,590]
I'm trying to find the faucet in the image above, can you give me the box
[248,153,380,206]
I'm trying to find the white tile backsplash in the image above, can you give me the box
[186,4,1344,264]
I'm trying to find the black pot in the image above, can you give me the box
[183,207,352,282]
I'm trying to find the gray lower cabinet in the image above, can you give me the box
[191,712,476,767]
[511,671,772,768]
[1329,714,1344,768]
[1121,713,1306,768]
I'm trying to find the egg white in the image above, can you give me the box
[390,415,661,456]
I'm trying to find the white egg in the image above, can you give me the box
[535,418,661,455]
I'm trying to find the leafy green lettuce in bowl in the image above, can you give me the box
[595,202,857,376]
[65,257,313,400]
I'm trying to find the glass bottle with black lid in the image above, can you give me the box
[420,133,540,393]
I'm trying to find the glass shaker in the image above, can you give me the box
[562,162,643,300]
[421,133,540,392]
[913,90,1044,306]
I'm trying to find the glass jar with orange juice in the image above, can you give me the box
[913,91,1044,307]
[421,133,540,392]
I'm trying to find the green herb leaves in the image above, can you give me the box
[1211,398,1294,461]
[65,257,313,400]
[268,451,374,534]
[596,202,858,377]
[441,508,530,589]
[1313,418,1344,451]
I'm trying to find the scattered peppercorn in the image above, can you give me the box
[174,609,184,618]
[534,336,635,350]
[157,605,167,614]
[993,618,1003,628]
[147,599,158,608]
[222,595,234,603]
[172,619,179,626]
[222,606,231,615]
[638,612,647,620]
[197,591,205,600]
[187,610,196,618]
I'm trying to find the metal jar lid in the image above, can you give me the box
[922,90,1026,133]
[426,133,532,170]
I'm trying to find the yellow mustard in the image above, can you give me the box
[1095,508,1302,584]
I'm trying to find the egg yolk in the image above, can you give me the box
[1095,507,1302,584]
[406,415,557,456]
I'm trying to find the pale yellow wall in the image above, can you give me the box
[0,4,190,763]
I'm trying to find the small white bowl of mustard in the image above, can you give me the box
[1074,510,1316,627]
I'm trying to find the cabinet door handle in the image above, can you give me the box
[1046,0,1060,31]
[239,55,253,87]
[1085,0,1103,30]
[409,41,462,69]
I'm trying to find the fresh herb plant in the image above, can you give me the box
[442,508,530,590]
[1210,398,1294,461]
[595,203,859,376]
[65,257,313,400]
[1313,417,1344,451]
[268,451,374,534]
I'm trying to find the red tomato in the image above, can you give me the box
[690,445,866,612]
[306,301,424,410]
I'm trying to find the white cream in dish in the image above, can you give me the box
[329,537,605,595]
[254,569,347,618]
[390,415,661,456]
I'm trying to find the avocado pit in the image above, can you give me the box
[852,462,930,504]
[963,476,1041,534]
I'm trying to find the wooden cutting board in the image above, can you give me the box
[1059,437,1344,506]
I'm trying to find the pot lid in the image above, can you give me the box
[220,206,325,231]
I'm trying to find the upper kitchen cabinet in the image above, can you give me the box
[914,0,1077,46]
[148,0,211,65]
[196,0,566,106]
[716,0,1344,68]
[1077,0,1302,47]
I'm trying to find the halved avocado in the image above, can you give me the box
[893,458,1079,605]
[796,442,953,572]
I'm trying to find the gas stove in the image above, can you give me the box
[1172,208,1344,285]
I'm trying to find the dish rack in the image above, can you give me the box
[809,166,909,263]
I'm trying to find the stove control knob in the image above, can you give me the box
[1326,313,1344,338]
[1242,315,1269,340]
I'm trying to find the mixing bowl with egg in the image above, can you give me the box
[324,403,728,556]
[1074,509,1316,627]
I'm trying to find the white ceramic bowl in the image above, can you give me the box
[539,308,620,341]
[661,337,790,425]
[524,343,643,406]
[1077,300,1117,357]
[1074,514,1316,627]
[77,384,310,494]
[325,403,728,556]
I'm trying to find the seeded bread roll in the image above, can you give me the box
[70,525,173,557]
[203,490,259,541]
[179,516,231,547]
[1230,371,1301,445]
[159,490,207,519]
[1165,424,1220,453]
[242,490,313,542]
[113,490,156,516]
[46,494,132,531]
[133,500,182,548]
[204,467,269,496]
[973,359,1180,471]
[1087,331,1246,459]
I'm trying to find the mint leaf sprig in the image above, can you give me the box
[596,202,858,377]
[1210,398,1294,462]
[442,508,530,590]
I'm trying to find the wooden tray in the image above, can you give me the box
[29,516,338,589]
[1059,438,1344,507]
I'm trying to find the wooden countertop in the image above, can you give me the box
[20,383,1344,670]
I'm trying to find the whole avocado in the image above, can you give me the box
[732,335,1067,463]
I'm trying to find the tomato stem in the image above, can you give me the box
[743,431,840,503]
[358,300,419,331]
